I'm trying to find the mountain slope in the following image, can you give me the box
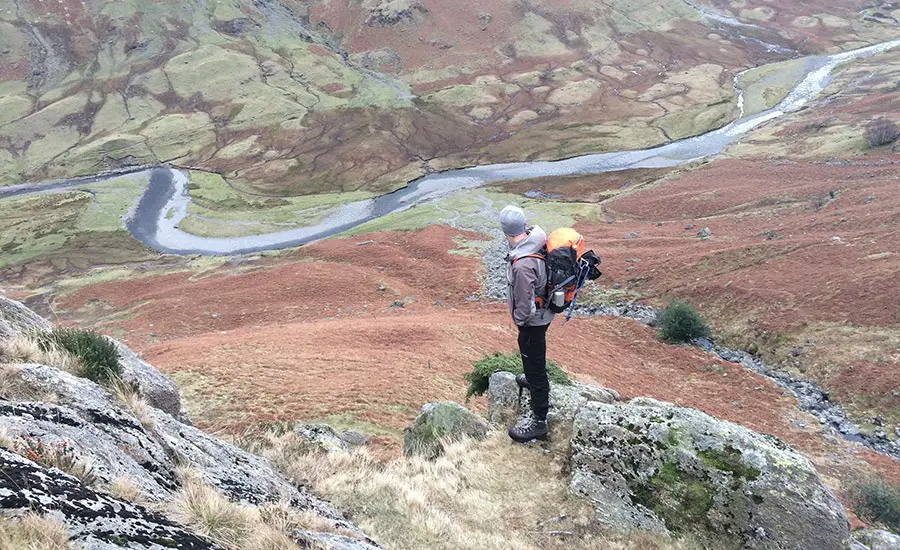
[1,0,896,194]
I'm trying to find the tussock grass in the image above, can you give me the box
[169,469,350,550]
[0,363,57,402]
[36,328,121,385]
[248,429,700,550]
[107,476,146,505]
[850,477,900,532]
[109,377,155,430]
[0,514,69,550]
[16,438,98,487]
[657,301,710,344]
[0,334,80,374]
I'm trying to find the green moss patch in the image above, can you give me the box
[698,446,761,481]
[632,461,713,533]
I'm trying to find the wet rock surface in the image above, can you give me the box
[570,398,850,549]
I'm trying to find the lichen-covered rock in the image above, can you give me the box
[570,398,850,549]
[856,529,900,550]
[0,296,51,341]
[0,363,365,535]
[403,402,489,459]
[486,370,619,428]
[114,341,188,422]
[293,423,350,453]
[0,448,219,549]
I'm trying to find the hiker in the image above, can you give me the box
[500,205,553,443]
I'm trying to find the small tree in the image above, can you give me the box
[864,117,899,148]
[657,301,710,344]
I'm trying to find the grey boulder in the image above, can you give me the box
[0,296,51,340]
[403,401,489,459]
[486,370,619,429]
[569,398,850,549]
[114,341,189,422]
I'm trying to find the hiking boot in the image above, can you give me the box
[508,417,548,443]
[516,373,531,389]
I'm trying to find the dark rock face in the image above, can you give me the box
[569,398,851,549]
[0,449,218,549]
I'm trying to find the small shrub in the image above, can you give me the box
[657,301,710,344]
[16,438,98,487]
[850,477,900,532]
[864,117,899,148]
[38,328,121,385]
[464,352,571,400]
[0,514,69,550]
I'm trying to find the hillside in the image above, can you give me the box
[1,0,897,196]
[1,0,899,547]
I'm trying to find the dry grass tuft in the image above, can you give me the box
[0,363,56,402]
[0,334,81,374]
[107,476,146,504]
[168,468,350,550]
[248,429,701,550]
[0,513,70,550]
[109,377,156,430]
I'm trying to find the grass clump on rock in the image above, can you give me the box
[850,477,900,532]
[464,352,571,400]
[0,514,70,550]
[656,301,710,344]
[37,328,121,385]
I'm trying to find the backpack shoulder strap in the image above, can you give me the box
[511,253,546,264]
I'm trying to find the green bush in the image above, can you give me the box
[657,301,710,344]
[38,328,121,385]
[464,352,571,401]
[850,477,900,532]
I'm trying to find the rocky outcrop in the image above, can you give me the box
[0,300,380,549]
[0,448,218,549]
[486,370,619,429]
[2,363,351,517]
[569,397,850,549]
[403,401,489,459]
[0,296,51,340]
[115,341,188,422]
[365,0,429,26]
[855,529,900,550]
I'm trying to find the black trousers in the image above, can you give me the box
[518,324,550,421]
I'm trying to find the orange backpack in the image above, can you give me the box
[515,228,602,321]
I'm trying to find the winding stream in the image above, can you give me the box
[2,39,899,255]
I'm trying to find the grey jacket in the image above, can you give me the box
[506,226,555,327]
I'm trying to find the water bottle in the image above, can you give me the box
[552,290,565,308]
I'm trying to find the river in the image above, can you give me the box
[2,38,899,256]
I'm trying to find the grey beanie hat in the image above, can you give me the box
[499,205,527,236]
